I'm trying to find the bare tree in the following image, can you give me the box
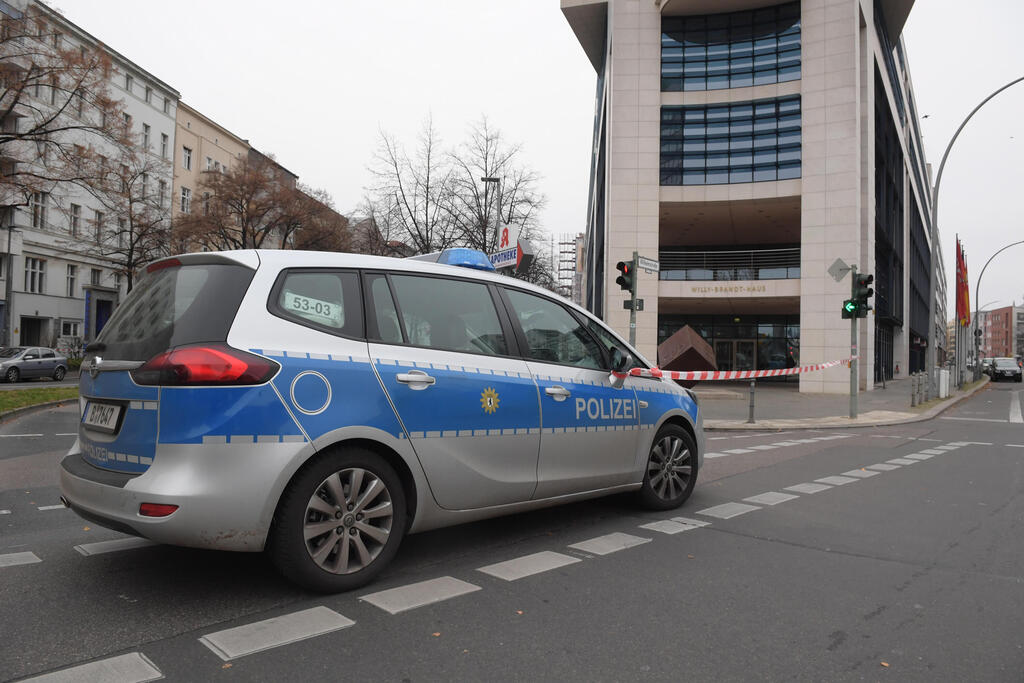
[364,116,459,254]
[0,5,126,211]
[175,153,319,251]
[285,185,351,252]
[446,117,545,254]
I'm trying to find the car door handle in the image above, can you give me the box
[396,370,435,389]
[545,385,571,401]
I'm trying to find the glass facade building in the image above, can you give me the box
[660,96,801,185]
[661,2,800,92]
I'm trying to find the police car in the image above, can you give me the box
[60,248,703,592]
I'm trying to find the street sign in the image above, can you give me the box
[828,258,851,282]
[637,256,660,273]
[623,299,644,311]
[488,245,518,270]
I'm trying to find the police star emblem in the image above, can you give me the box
[480,387,500,414]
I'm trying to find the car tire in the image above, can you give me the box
[5,367,18,383]
[53,366,66,381]
[268,446,406,593]
[637,423,698,511]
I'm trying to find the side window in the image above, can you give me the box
[505,289,604,369]
[366,274,403,344]
[388,274,507,356]
[584,318,643,370]
[42,350,55,358]
[272,269,363,337]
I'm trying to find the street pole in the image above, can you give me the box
[930,75,1024,392]
[628,250,637,347]
[850,265,858,419]
[2,221,14,347]
[973,241,1024,380]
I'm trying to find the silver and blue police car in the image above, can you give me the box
[60,248,703,592]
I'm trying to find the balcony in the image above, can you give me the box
[659,247,800,281]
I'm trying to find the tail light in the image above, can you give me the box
[131,344,279,386]
[139,503,178,517]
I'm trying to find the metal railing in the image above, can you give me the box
[659,247,800,281]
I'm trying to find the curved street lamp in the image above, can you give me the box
[972,240,1024,379]
[928,75,1024,389]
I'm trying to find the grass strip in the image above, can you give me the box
[0,387,79,414]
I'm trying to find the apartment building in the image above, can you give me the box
[563,0,944,392]
[0,0,178,349]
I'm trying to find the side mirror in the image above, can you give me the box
[608,348,629,389]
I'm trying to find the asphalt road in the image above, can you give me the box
[2,384,1023,681]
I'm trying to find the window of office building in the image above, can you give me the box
[160,133,168,159]
[69,203,80,237]
[25,257,45,293]
[661,2,800,92]
[29,192,48,228]
[660,96,801,185]
[182,146,192,170]
[181,186,192,213]
[66,264,77,297]
[142,123,150,149]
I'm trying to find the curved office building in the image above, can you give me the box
[563,0,945,393]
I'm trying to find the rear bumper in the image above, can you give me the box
[60,438,310,551]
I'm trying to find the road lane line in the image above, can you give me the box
[903,453,934,461]
[1011,391,1023,424]
[670,517,711,527]
[22,652,162,683]
[0,433,43,437]
[696,502,760,519]
[866,463,901,471]
[0,551,41,567]
[784,483,832,494]
[1006,444,1024,448]
[568,532,652,555]
[639,519,702,534]
[917,438,942,442]
[722,448,754,454]
[704,452,726,459]
[37,504,66,511]
[887,458,919,465]
[55,432,78,436]
[0,509,10,515]
[75,537,157,556]
[199,606,353,661]
[815,475,858,486]
[918,449,945,455]
[743,492,799,505]
[478,551,581,580]
[941,417,1007,423]
[841,469,880,478]
[360,576,481,614]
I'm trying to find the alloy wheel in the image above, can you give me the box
[647,435,692,502]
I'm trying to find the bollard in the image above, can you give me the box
[911,372,918,407]
[747,379,756,424]
[923,370,930,402]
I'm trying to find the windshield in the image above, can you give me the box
[0,347,25,358]
[994,359,1018,368]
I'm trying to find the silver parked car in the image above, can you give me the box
[60,249,703,592]
[0,346,68,383]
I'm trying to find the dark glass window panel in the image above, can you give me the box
[755,101,776,116]
[753,37,778,54]
[706,168,730,184]
[731,103,753,118]
[778,3,799,19]
[730,57,754,72]
[753,118,777,133]
[707,59,730,75]
[752,166,777,182]
[662,78,681,91]
[707,74,730,89]
[730,135,753,150]
[778,98,801,115]
[753,149,777,164]
[684,61,706,75]
[682,154,705,168]
[661,140,684,153]
[707,106,730,121]
[778,33,800,49]
[777,161,801,179]
[663,47,684,58]
[683,122,706,137]
[682,170,706,185]
[731,41,754,57]
[730,120,753,135]
[662,108,684,122]
[707,29,728,43]
[662,124,683,139]
[684,77,706,91]
[730,151,753,166]
[753,69,777,86]
[754,8,775,23]
[706,152,729,168]
[708,43,730,58]
[684,45,706,58]
[777,113,801,130]
[707,138,729,152]
[777,147,800,163]
[684,109,705,122]
[777,130,800,146]
[753,133,777,149]
[778,65,800,81]
[687,16,706,30]
[661,171,682,185]
[707,121,730,136]
[730,72,754,88]
[754,53,777,68]
[682,139,705,152]
[663,62,684,75]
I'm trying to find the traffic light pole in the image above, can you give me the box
[628,250,637,347]
[850,266,858,419]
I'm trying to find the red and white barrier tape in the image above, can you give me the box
[628,356,859,382]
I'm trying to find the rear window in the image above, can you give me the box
[994,359,1018,368]
[93,263,255,361]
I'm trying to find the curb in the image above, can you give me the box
[704,377,990,431]
[0,398,78,424]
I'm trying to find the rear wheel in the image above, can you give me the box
[268,447,406,593]
[637,424,697,510]
[53,366,66,381]
[5,367,18,383]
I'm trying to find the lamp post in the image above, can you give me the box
[972,240,1024,379]
[480,176,500,253]
[929,75,1024,391]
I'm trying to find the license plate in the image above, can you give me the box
[82,401,122,433]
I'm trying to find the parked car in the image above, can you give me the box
[60,249,703,592]
[0,346,68,383]
[990,357,1022,382]
[982,358,995,377]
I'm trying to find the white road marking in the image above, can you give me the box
[748,444,778,451]
[917,438,942,442]
[0,551,42,568]
[696,502,760,519]
[941,417,1007,423]
[0,433,43,438]
[785,483,832,494]
[360,576,481,614]
[22,652,162,683]
[964,441,994,446]
[1006,444,1024,448]
[903,453,935,461]
[1010,391,1023,424]
[671,517,711,528]
[477,551,580,581]
[887,458,919,465]
[639,519,702,534]
[815,475,858,486]
[841,469,880,478]
[200,606,354,661]
[947,441,970,446]
[569,532,651,555]
[934,445,960,451]
[918,449,945,455]
[0,509,10,515]
[54,432,78,436]
[704,453,726,459]
[866,463,901,471]
[743,492,799,505]
[37,504,66,511]
[74,537,157,556]
[722,448,754,454]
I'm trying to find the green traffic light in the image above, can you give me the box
[843,301,857,313]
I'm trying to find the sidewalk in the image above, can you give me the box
[697,375,989,430]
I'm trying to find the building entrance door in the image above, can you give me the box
[714,340,756,372]
[19,317,43,346]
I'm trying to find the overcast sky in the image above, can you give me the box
[51,0,1024,316]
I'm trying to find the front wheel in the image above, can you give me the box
[53,366,66,381]
[268,447,406,593]
[637,424,698,510]
[5,367,19,383]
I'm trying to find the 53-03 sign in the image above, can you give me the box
[282,289,344,327]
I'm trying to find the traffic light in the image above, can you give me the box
[841,299,857,319]
[853,273,874,318]
[615,260,635,293]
